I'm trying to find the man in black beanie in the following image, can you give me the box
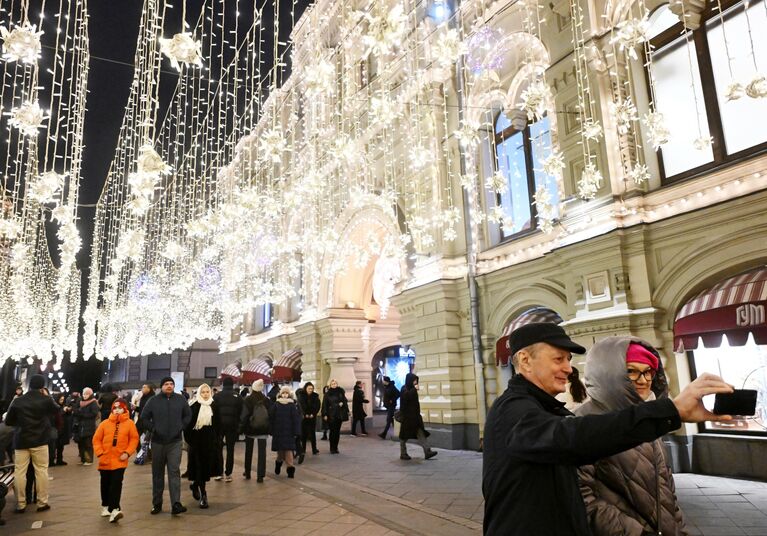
[213,377,242,482]
[138,376,191,515]
[4,374,58,513]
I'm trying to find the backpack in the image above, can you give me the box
[249,402,269,434]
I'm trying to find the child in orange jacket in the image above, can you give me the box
[92,399,139,523]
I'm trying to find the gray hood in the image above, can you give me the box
[580,336,668,415]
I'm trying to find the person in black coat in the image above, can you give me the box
[73,387,100,465]
[320,379,348,454]
[267,383,280,403]
[98,384,118,423]
[378,377,400,439]
[184,384,221,509]
[212,377,242,481]
[269,386,301,478]
[240,380,271,482]
[351,381,369,436]
[135,384,155,432]
[54,393,72,465]
[320,385,329,441]
[398,373,437,461]
[296,382,321,461]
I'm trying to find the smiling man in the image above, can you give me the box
[482,323,735,536]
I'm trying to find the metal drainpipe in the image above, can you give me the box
[451,3,488,450]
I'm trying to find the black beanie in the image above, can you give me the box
[29,374,46,390]
[223,377,234,388]
[160,376,175,387]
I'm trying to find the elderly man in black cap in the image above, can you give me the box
[139,376,191,516]
[4,374,58,513]
[482,323,735,536]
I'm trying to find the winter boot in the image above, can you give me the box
[287,466,295,479]
[275,460,283,475]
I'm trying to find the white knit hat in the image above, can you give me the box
[252,379,264,392]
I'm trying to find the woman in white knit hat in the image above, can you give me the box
[239,380,271,482]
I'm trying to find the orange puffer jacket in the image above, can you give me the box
[92,411,140,471]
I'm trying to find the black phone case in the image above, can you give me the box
[713,389,757,416]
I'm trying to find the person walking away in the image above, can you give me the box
[379,376,400,439]
[139,376,191,515]
[482,323,735,536]
[321,379,349,454]
[270,386,301,478]
[351,381,369,436]
[320,385,329,441]
[213,377,242,482]
[98,384,118,423]
[92,399,139,523]
[73,387,99,466]
[576,338,689,535]
[54,394,72,465]
[185,384,221,508]
[296,382,320,461]
[399,374,437,461]
[240,380,271,482]
[4,374,58,513]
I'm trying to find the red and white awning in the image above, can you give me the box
[220,363,242,383]
[674,266,767,351]
[241,358,272,384]
[496,308,564,366]
[272,349,303,382]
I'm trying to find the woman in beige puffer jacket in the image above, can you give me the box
[576,336,689,536]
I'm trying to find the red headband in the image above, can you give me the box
[626,343,659,370]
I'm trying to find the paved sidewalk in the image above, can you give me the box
[1,429,767,535]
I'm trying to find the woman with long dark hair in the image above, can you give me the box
[321,379,348,454]
[184,384,221,508]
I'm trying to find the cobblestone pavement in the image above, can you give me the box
[2,427,766,535]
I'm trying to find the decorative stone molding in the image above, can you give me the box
[669,0,707,30]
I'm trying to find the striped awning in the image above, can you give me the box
[220,363,242,383]
[496,308,564,366]
[674,266,767,351]
[272,349,303,382]
[241,358,272,384]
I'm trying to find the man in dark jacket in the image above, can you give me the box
[4,374,58,512]
[482,323,735,536]
[139,376,191,516]
[351,381,369,436]
[213,377,242,481]
[378,376,400,439]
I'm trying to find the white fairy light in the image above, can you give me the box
[581,119,603,142]
[432,28,467,70]
[519,79,552,121]
[578,162,603,200]
[455,119,481,150]
[29,171,66,204]
[541,151,566,178]
[362,4,408,56]
[9,101,47,136]
[627,163,650,185]
[533,186,556,234]
[0,23,43,64]
[642,112,670,150]
[485,171,508,194]
[160,32,203,71]
[610,17,650,61]
[610,97,638,136]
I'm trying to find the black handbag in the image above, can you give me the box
[393,410,402,423]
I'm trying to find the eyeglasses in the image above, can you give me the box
[627,369,656,382]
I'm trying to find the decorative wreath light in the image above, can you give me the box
[160,32,203,71]
[29,171,65,204]
[642,112,670,150]
[0,23,43,64]
[9,101,47,136]
[610,17,650,61]
[578,162,603,200]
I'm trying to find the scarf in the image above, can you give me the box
[80,397,97,408]
[194,385,214,430]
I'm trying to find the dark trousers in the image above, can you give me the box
[151,441,182,507]
[301,418,317,454]
[351,417,366,435]
[243,437,266,479]
[220,428,238,476]
[382,407,395,436]
[47,440,55,465]
[328,421,342,452]
[78,435,93,463]
[99,468,125,512]
[54,443,65,464]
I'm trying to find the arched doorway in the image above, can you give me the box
[370,345,415,409]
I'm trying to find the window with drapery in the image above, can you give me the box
[647,0,767,182]
[493,111,559,239]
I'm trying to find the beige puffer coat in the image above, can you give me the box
[576,336,689,536]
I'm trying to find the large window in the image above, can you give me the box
[648,0,767,182]
[494,112,558,238]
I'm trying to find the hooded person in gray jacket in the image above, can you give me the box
[576,336,689,536]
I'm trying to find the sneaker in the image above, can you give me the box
[425,450,438,460]
[400,454,412,460]
[109,509,123,523]
[171,503,187,515]
[224,475,233,482]
[100,506,110,517]
[14,506,26,514]
[213,475,223,481]
[36,504,51,512]
[83,462,92,466]
[361,432,368,436]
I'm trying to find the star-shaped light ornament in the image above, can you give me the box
[582,119,603,142]
[432,28,467,70]
[541,151,566,178]
[259,129,287,164]
[1,23,43,64]
[642,112,670,150]
[370,94,399,126]
[578,162,603,200]
[485,171,508,194]
[610,97,638,135]
[627,163,651,185]
[160,32,203,71]
[29,171,65,204]
[9,101,47,136]
[303,58,335,97]
[454,119,481,150]
[610,17,650,61]
[519,79,552,121]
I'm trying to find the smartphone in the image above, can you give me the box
[713,389,757,416]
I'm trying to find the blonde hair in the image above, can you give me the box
[327,378,338,387]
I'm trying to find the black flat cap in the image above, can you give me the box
[508,323,586,356]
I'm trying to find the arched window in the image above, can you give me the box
[494,111,558,238]
[647,0,767,182]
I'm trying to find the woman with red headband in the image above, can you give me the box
[576,337,689,536]
[92,399,140,523]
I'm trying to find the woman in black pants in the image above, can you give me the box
[296,382,321,462]
[321,379,348,454]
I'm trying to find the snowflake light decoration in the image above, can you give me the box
[746,75,767,99]
[409,145,433,171]
[519,79,551,121]
[57,220,81,266]
[1,24,43,64]
[541,151,566,178]
[627,162,650,185]
[578,162,603,200]
[582,119,603,142]
[455,119,481,150]
[259,129,287,163]
[610,17,650,61]
[0,218,21,240]
[137,144,171,176]
[485,171,508,194]
[161,241,186,261]
[432,28,467,70]
[460,172,478,190]
[370,94,398,126]
[725,82,745,101]
[610,97,638,135]
[533,185,556,234]
[9,101,47,136]
[642,112,670,150]
[29,171,65,204]
[160,32,203,71]
[693,136,713,151]
[304,58,335,97]
[362,4,408,56]
[116,229,146,260]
